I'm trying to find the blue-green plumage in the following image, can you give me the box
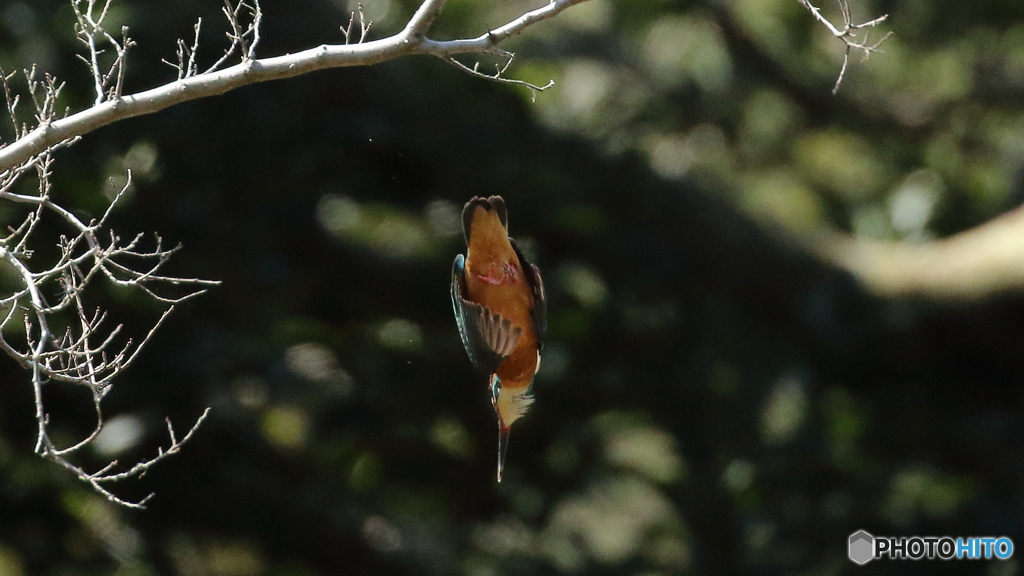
[451,254,522,375]
[450,196,547,482]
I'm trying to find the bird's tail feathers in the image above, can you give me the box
[462,196,508,243]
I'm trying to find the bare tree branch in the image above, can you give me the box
[808,204,1024,300]
[799,0,891,94]
[446,55,555,101]
[340,4,373,46]
[53,409,211,508]
[163,18,203,80]
[0,0,592,507]
[73,0,136,104]
[0,145,215,506]
[0,0,589,174]
[405,0,447,39]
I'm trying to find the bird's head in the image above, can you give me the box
[490,375,534,482]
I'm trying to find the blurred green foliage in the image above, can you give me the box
[0,0,1023,575]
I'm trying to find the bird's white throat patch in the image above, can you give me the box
[495,387,534,426]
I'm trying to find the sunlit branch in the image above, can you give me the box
[0,0,590,174]
[0,0,592,507]
[799,0,891,93]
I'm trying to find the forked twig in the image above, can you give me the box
[446,55,555,101]
[0,73,217,506]
[799,0,892,94]
[341,3,373,45]
[0,0,596,506]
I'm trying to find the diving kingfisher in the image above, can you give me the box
[451,196,546,482]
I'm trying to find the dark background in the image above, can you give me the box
[0,0,1023,574]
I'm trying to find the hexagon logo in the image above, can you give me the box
[849,530,874,565]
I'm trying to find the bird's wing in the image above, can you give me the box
[510,240,547,348]
[452,254,522,374]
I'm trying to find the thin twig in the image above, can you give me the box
[0,0,591,507]
[341,4,373,45]
[0,0,591,173]
[446,55,555,101]
[798,0,891,94]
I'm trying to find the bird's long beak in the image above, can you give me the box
[497,421,510,482]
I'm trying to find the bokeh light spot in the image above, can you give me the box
[602,421,686,484]
[350,452,382,491]
[722,459,755,492]
[376,318,424,351]
[363,516,402,552]
[558,262,609,309]
[92,414,145,457]
[760,376,807,444]
[431,415,474,459]
[206,540,265,576]
[285,342,354,397]
[260,405,310,451]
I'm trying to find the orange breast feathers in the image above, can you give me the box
[463,205,539,384]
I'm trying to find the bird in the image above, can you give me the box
[451,196,546,482]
